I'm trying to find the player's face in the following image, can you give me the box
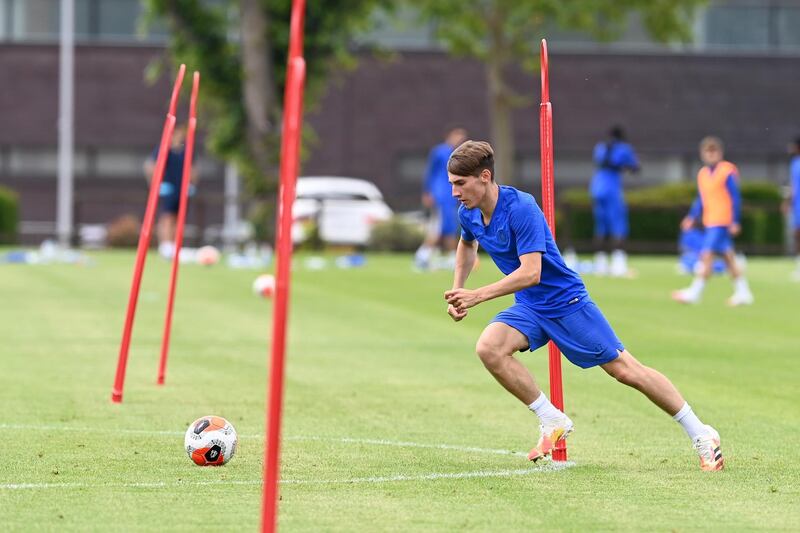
[449,170,490,209]
[700,145,722,166]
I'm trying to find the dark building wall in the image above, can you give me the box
[1,43,799,231]
[0,43,172,145]
[304,50,800,209]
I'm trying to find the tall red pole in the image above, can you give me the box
[112,65,186,403]
[157,71,200,386]
[539,40,567,461]
[262,55,306,533]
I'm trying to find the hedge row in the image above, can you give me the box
[0,185,18,244]
[558,182,784,252]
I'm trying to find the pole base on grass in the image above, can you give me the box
[111,391,123,403]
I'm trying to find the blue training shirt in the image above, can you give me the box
[459,185,589,318]
[590,141,639,199]
[791,155,800,213]
[151,146,186,191]
[425,143,457,206]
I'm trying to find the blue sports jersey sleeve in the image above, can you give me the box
[725,174,742,224]
[509,201,547,256]
[592,143,606,165]
[791,157,800,199]
[615,143,640,171]
[459,208,476,242]
[689,195,703,220]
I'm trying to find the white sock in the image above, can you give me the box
[528,392,564,423]
[610,249,628,275]
[688,277,705,296]
[734,276,750,293]
[414,245,433,266]
[594,251,609,274]
[673,402,707,440]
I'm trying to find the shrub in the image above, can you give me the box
[0,185,19,244]
[368,216,425,252]
[106,214,141,248]
[559,181,784,252]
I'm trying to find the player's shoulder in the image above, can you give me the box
[500,185,540,216]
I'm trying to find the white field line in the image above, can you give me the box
[0,463,576,491]
[1,423,576,491]
[0,423,528,457]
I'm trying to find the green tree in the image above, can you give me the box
[411,0,705,181]
[143,0,387,238]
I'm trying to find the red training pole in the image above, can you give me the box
[539,40,567,461]
[111,64,186,403]
[157,71,200,386]
[262,56,307,533]
[288,0,305,61]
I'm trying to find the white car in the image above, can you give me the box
[292,176,393,245]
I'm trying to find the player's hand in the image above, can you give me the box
[444,288,483,311]
[729,223,741,236]
[447,304,468,322]
[680,216,694,231]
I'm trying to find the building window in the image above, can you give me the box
[95,148,149,178]
[0,0,166,43]
[6,147,88,177]
[395,153,429,184]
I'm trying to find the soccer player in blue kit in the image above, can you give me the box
[143,124,197,259]
[590,126,640,276]
[443,141,723,471]
[414,127,468,270]
[786,137,800,280]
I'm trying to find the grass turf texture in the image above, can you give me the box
[1,251,798,531]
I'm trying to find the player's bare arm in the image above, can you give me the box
[446,238,478,321]
[445,252,541,312]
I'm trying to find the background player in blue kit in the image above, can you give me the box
[414,127,467,270]
[784,137,800,280]
[143,124,197,259]
[590,126,640,276]
[443,141,723,471]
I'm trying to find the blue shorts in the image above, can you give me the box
[793,206,800,230]
[435,199,459,238]
[592,194,628,239]
[701,226,732,254]
[493,300,623,369]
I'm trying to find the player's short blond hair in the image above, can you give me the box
[699,136,724,153]
[448,140,494,179]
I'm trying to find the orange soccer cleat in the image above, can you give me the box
[528,415,573,462]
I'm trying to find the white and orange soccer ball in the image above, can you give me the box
[184,416,238,466]
[252,273,276,298]
[196,245,221,266]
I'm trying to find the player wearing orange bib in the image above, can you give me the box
[672,137,753,306]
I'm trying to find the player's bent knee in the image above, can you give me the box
[475,339,507,369]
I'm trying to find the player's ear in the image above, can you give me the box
[480,169,491,183]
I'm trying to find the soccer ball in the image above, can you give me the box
[196,245,221,266]
[184,416,238,466]
[252,273,276,298]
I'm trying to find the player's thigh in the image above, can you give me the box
[477,321,531,358]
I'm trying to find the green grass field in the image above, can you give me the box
[1,251,798,531]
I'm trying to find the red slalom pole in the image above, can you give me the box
[539,40,567,461]
[288,0,305,61]
[157,71,200,386]
[111,65,186,403]
[262,56,306,533]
